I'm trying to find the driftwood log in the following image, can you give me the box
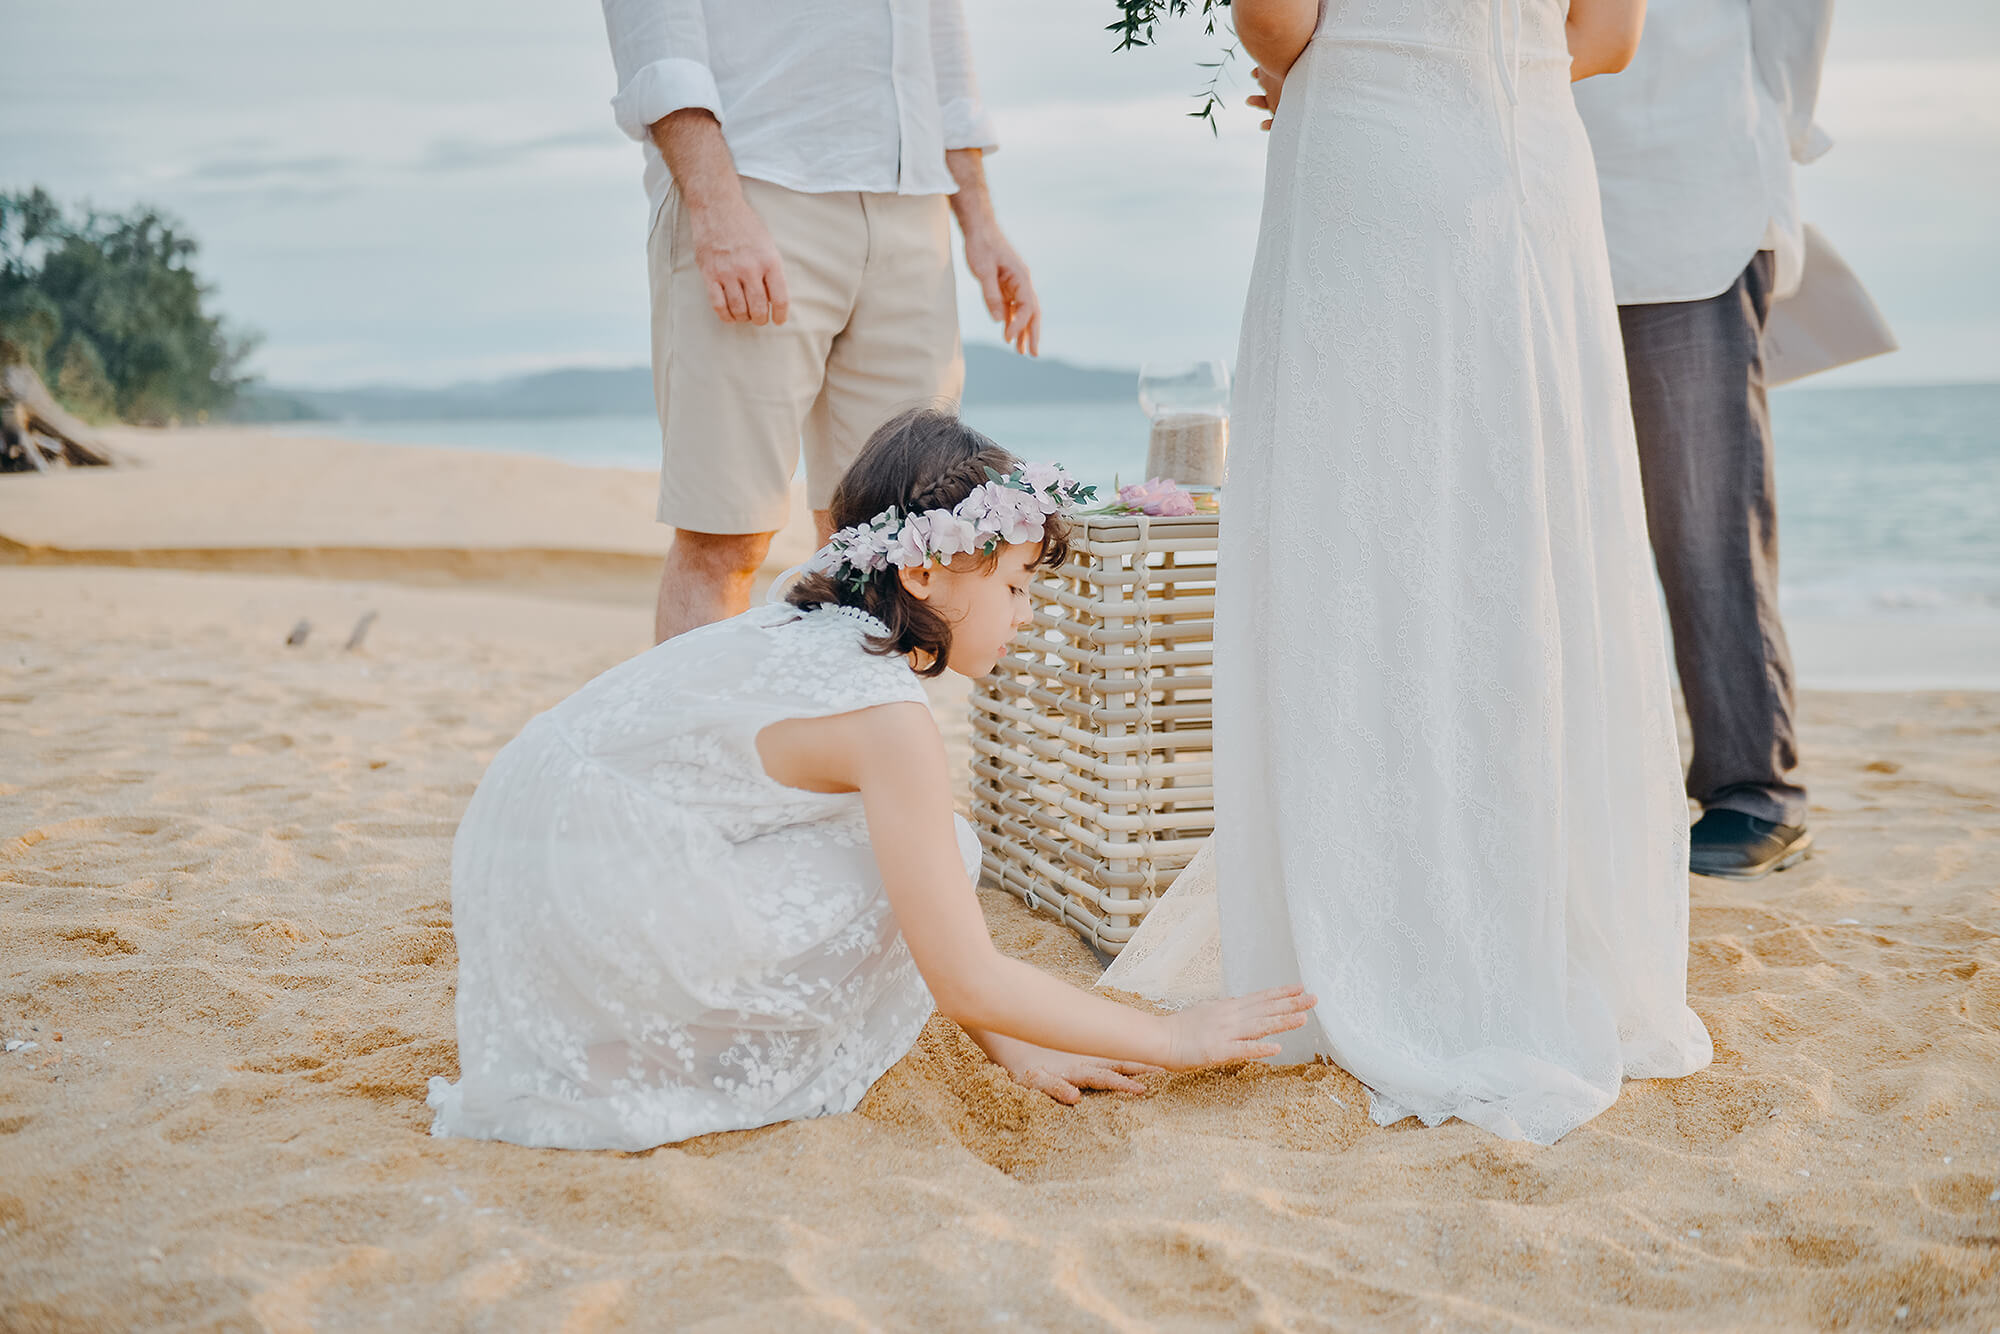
[0,362,116,471]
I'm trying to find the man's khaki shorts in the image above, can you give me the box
[648,177,964,534]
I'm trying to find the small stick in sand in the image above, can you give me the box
[344,611,378,653]
[285,619,311,647]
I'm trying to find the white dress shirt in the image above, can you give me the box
[1573,0,1835,305]
[599,0,999,228]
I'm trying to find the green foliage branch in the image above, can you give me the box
[1107,0,1241,131]
[0,187,259,423]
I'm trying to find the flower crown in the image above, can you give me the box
[807,462,1096,594]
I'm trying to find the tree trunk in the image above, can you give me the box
[0,361,117,469]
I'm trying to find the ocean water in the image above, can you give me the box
[280,383,2000,685]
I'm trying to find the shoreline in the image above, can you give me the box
[4,425,1996,692]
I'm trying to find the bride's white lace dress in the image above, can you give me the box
[1105,0,1713,1143]
[428,603,977,1150]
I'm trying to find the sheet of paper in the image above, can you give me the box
[1764,224,1900,386]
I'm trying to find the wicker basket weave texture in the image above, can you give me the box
[969,512,1219,955]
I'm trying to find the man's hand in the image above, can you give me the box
[972,1029,1159,1104]
[946,147,1041,357]
[962,226,1041,356]
[688,198,790,326]
[1247,65,1284,131]
[651,108,790,326]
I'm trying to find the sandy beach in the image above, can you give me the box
[2,430,1997,1330]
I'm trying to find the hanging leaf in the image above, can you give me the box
[1106,1,1241,134]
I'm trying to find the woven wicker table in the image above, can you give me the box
[968,510,1218,955]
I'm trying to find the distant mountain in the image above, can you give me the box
[961,343,1135,404]
[235,343,1135,423]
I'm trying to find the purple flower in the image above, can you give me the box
[1119,478,1197,517]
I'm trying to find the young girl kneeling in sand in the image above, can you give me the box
[427,408,1312,1150]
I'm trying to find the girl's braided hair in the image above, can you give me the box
[785,405,1072,677]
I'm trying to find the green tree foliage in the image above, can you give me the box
[0,187,258,423]
[54,334,117,420]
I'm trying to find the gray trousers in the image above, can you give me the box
[1617,250,1808,827]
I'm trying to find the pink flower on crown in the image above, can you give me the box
[925,509,981,561]
[956,481,999,526]
[1019,461,1065,492]
[826,524,878,573]
[857,531,894,572]
[984,485,1048,545]
[1017,462,1069,512]
[885,512,935,568]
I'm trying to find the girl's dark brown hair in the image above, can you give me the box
[786,405,1071,677]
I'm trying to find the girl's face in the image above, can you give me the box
[899,542,1040,677]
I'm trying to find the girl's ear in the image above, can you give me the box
[896,563,937,602]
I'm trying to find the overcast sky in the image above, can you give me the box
[5,0,1996,389]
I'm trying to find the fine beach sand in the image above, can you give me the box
[2,430,1997,1330]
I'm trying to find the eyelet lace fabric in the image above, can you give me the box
[428,603,977,1150]
[1105,0,1713,1145]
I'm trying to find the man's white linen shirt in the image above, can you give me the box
[1573,0,1835,305]
[600,0,999,229]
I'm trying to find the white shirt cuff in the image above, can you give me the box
[940,98,999,154]
[1795,122,1834,165]
[610,57,724,143]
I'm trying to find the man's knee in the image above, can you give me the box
[668,529,775,580]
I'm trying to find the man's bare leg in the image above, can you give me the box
[654,529,775,643]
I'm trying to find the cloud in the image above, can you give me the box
[8,0,1996,387]
[418,128,619,173]
[1818,59,2000,140]
[164,126,622,203]
[186,153,351,183]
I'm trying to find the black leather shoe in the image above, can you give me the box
[1688,809,1813,880]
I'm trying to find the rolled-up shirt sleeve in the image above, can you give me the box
[1749,0,1835,163]
[930,0,999,152]
[601,0,722,142]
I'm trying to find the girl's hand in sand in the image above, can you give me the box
[1162,985,1315,1070]
[973,1030,1162,1105]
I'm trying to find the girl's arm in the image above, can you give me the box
[1233,0,1319,82]
[768,703,1312,1069]
[1567,0,1645,80]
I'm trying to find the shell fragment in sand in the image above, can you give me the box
[344,610,379,652]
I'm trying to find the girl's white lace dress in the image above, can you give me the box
[427,603,975,1151]
[1105,0,1713,1144]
